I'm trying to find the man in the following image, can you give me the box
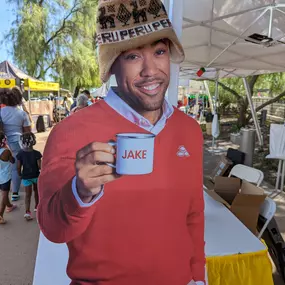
[38,1,205,285]
[66,92,74,112]
[82,89,95,105]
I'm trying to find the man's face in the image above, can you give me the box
[112,40,170,113]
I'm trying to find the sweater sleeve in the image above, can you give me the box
[37,124,97,244]
[187,124,206,282]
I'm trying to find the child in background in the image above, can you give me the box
[17,132,42,221]
[0,132,17,224]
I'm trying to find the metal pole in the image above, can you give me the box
[183,4,272,29]
[28,87,31,115]
[268,7,273,38]
[214,80,219,113]
[242,77,263,146]
[203,81,214,114]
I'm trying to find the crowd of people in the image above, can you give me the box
[0,87,104,224]
[61,90,104,118]
[0,87,42,223]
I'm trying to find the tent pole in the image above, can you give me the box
[28,87,31,115]
[203,81,214,114]
[163,0,183,106]
[268,7,273,38]
[183,4,272,29]
[242,77,263,147]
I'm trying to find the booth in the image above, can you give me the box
[0,78,16,88]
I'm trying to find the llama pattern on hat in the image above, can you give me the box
[97,0,167,30]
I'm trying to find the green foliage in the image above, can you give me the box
[206,72,285,127]
[6,0,100,91]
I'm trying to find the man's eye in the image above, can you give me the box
[125,54,139,60]
[156,49,166,55]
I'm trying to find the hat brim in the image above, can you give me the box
[98,27,185,83]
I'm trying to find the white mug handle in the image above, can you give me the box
[106,141,117,168]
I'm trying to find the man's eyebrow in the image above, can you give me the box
[122,39,168,54]
[151,39,168,47]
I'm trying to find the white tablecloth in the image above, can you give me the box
[33,192,266,285]
[204,192,265,257]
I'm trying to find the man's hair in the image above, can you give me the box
[82,90,90,96]
[21,132,36,148]
[77,94,89,107]
[0,88,22,106]
[0,132,6,148]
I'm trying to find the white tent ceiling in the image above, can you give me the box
[180,0,285,80]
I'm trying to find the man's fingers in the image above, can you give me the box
[76,164,115,182]
[79,174,119,192]
[76,142,115,160]
[86,164,115,177]
[76,151,115,167]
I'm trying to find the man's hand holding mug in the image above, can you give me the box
[75,142,118,203]
[75,133,155,203]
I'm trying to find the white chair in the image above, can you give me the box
[266,124,285,192]
[228,164,264,187]
[258,197,276,239]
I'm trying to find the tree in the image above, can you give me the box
[6,0,101,94]
[207,72,285,128]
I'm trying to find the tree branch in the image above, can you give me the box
[208,79,242,100]
[44,3,80,47]
[247,90,285,120]
[245,75,259,106]
[249,75,259,95]
[36,58,56,79]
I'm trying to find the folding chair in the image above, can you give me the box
[258,197,276,239]
[228,164,264,187]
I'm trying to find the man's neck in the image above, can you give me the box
[114,88,163,125]
[138,108,163,125]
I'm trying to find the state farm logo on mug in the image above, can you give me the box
[108,133,155,175]
[122,150,147,160]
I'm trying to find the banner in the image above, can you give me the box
[0,79,16,89]
[25,79,59,91]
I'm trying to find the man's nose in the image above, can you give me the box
[140,56,159,77]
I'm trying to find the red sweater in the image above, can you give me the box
[38,100,205,285]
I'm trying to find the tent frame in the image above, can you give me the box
[180,3,285,79]
[163,0,285,147]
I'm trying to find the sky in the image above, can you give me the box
[0,1,14,62]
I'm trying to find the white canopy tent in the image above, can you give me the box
[163,0,285,146]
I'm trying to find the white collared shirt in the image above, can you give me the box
[104,87,174,135]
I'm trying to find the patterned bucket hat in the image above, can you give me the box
[96,0,185,82]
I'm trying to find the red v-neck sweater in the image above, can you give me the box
[38,100,205,285]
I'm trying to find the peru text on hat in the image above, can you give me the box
[97,18,172,45]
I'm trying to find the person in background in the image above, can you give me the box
[17,132,42,221]
[0,88,31,201]
[0,132,17,224]
[66,93,74,112]
[12,87,33,128]
[70,94,89,114]
[82,89,95,105]
[62,97,70,117]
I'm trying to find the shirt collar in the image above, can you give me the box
[104,87,174,135]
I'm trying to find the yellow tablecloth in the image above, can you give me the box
[206,247,273,285]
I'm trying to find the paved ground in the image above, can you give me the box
[0,131,284,284]
[0,130,50,285]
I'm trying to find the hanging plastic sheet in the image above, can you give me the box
[212,113,220,139]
